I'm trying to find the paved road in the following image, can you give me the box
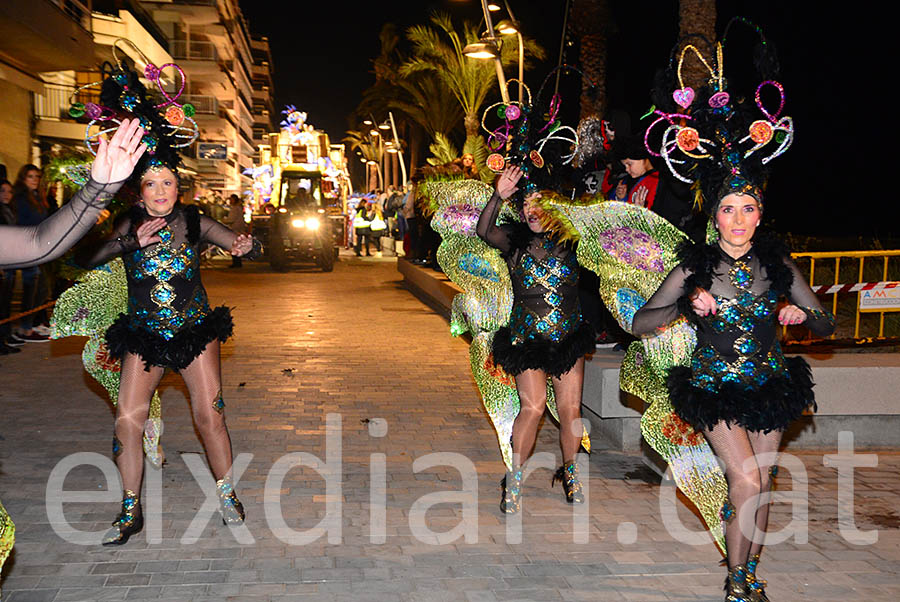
[1,254,899,601]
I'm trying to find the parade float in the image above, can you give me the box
[246,106,351,270]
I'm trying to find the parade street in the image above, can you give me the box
[1,255,899,602]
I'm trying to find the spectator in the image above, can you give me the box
[12,165,50,342]
[611,136,693,228]
[369,203,387,257]
[402,175,422,262]
[0,179,23,353]
[353,200,372,257]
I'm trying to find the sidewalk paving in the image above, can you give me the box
[1,254,898,601]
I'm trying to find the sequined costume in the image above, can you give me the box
[0,499,12,582]
[632,230,835,432]
[79,204,246,370]
[549,199,728,552]
[427,179,590,470]
[477,191,595,378]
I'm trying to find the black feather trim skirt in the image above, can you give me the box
[668,356,816,433]
[492,321,595,378]
[106,306,233,371]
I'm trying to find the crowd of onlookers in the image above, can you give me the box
[1,164,57,355]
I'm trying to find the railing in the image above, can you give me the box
[171,40,218,62]
[788,250,900,343]
[181,94,218,115]
[34,83,99,121]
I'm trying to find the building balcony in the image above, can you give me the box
[171,40,218,62]
[0,0,95,75]
[182,94,218,115]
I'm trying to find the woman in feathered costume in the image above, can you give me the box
[70,51,259,545]
[630,20,834,601]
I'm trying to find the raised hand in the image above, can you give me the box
[136,218,167,248]
[91,118,147,184]
[495,165,522,200]
[632,186,649,208]
[231,234,253,256]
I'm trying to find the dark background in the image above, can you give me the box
[238,1,888,239]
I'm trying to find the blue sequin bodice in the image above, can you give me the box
[122,217,211,340]
[507,234,582,345]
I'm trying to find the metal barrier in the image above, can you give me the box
[789,250,900,341]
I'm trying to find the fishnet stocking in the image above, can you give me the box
[702,422,761,569]
[115,353,164,492]
[747,429,782,559]
[180,340,234,480]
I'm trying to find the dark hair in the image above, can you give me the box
[13,164,47,211]
[229,194,241,204]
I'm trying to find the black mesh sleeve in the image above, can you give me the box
[631,265,692,336]
[475,191,512,253]
[76,211,140,268]
[0,177,124,269]
[783,256,835,337]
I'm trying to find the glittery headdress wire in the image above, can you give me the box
[644,18,792,215]
[65,38,200,186]
[481,66,588,198]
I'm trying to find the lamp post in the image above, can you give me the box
[464,0,510,104]
[495,19,523,104]
[387,111,407,187]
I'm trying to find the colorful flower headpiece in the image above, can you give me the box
[481,68,582,197]
[65,39,199,185]
[646,19,791,214]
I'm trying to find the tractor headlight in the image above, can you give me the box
[291,218,305,228]
[305,218,320,230]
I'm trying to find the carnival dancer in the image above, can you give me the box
[627,20,834,601]
[477,165,595,512]
[68,48,258,545]
[0,117,148,578]
[424,72,597,513]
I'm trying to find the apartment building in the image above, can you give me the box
[141,0,275,197]
[0,0,95,178]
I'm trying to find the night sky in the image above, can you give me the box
[238,1,888,239]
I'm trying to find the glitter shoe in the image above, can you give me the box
[499,467,523,514]
[552,461,584,504]
[217,476,245,524]
[724,564,752,602]
[745,554,769,602]
[101,490,143,546]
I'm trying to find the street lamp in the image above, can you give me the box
[495,19,524,104]
[465,0,510,104]
[463,40,499,59]
[487,2,501,10]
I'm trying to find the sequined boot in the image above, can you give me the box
[499,467,523,514]
[217,476,245,524]
[552,460,584,504]
[102,490,143,545]
[745,554,769,602]
[724,564,752,602]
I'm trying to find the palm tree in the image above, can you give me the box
[343,129,383,191]
[401,12,545,140]
[572,0,612,120]
[678,0,717,91]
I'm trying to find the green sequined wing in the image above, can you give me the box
[50,259,165,468]
[0,498,13,581]
[550,200,727,554]
[428,180,589,469]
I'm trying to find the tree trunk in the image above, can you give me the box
[678,0,717,91]
[573,0,611,120]
[464,112,479,139]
